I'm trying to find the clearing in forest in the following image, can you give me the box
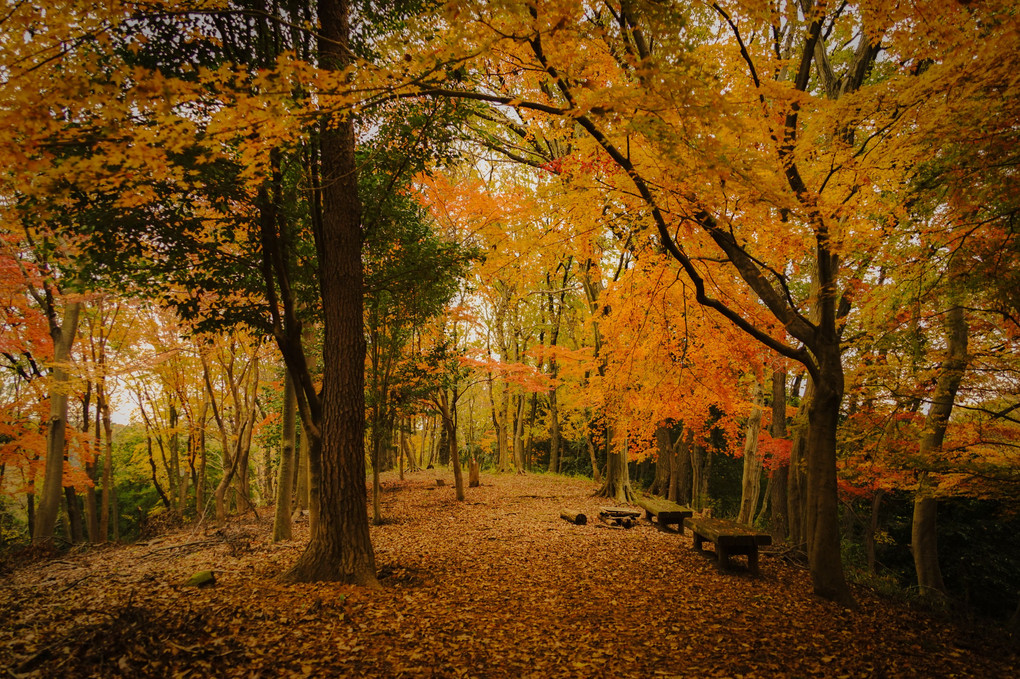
[1,472,1015,678]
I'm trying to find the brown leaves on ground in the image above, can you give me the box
[1,472,1016,678]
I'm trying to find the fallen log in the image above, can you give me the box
[560,509,587,525]
[598,506,640,529]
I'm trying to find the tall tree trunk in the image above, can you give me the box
[34,301,81,543]
[82,390,99,543]
[804,343,852,606]
[282,0,376,586]
[676,430,693,505]
[865,489,884,574]
[62,487,84,543]
[690,441,711,512]
[650,425,671,496]
[513,394,527,472]
[196,400,208,520]
[787,380,813,548]
[769,369,789,541]
[912,304,968,598]
[523,391,538,472]
[441,391,465,502]
[273,371,297,541]
[547,388,561,473]
[738,380,765,524]
[98,384,114,543]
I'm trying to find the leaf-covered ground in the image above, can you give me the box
[2,472,1016,677]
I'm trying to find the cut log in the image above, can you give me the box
[598,506,640,529]
[560,509,587,525]
[469,460,480,488]
[436,479,445,487]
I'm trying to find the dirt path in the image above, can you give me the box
[1,471,1015,677]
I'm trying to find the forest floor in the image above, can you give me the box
[1,471,1017,678]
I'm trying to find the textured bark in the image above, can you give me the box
[738,381,765,525]
[650,425,672,497]
[273,371,297,541]
[585,431,602,484]
[99,384,114,543]
[62,486,84,543]
[676,430,693,505]
[281,0,376,586]
[769,369,789,541]
[690,441,711,512]
[804,343,853,606]
[787,380,813,548]
[441,392,465,502]
[596,428,636,503]
[33,301,81,543]
[912,304,968,598]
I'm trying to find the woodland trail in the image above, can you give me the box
[1,471,1016,678]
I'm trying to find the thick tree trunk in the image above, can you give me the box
[738,380,765,524]
[282,0,376,586]
[273,371,297,541]
[34,301,81,543]
[912,304,968,598]
[804,344,853,606]
[442,394,465,502]
[596,428,636,503]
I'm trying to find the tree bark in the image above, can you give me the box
[865,488,884,573]
[912,304,968,598]
[769,369,789,541]
[282,0,376,586]
[690,440,711,512]
[650,425,672,497]
[273,371,297,541]
[34,300,81,543]
[595,427,636,503]
[98,383,114,543]
[787,380,812,548]
[738,380,765,524]
[804,343,853,606]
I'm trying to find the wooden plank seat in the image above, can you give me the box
[635,496,693,533]
[683,517,772,575]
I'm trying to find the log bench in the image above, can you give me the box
[683,517,772,575]
[635,496,693,533]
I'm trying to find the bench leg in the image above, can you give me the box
[693,534,704,551]
[748,547,759,575]
[717,544,730,570]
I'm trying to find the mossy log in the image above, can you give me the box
[184,570,216,588]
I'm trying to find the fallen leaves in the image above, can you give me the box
[0,471,1016,677]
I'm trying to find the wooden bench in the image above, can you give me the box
[683,517,772,575]
[635,496,693,533]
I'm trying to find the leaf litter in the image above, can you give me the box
[1,471,1016,677]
